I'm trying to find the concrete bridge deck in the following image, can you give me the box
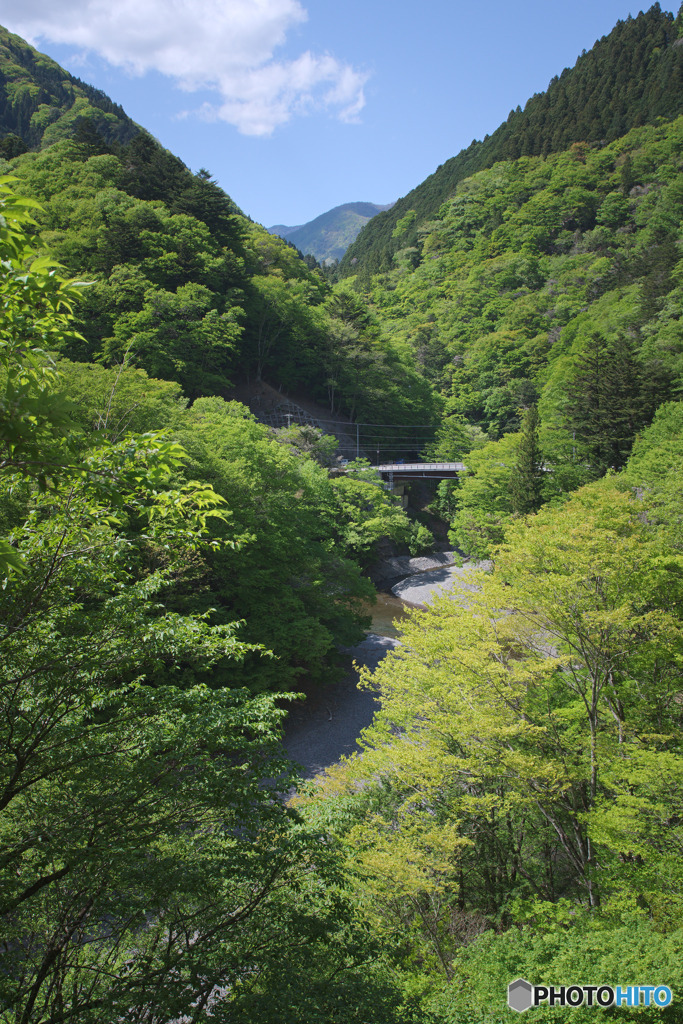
[372,462,467,480]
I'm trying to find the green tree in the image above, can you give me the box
[509,404,544,514]
[243,273,323,385]
[430,919,683,1023]
[0,183,414,1024]
[172,399,380,689]
[328,461,411,565]
[101,281,242,397]
[0,176,85,493]
[423,416,471,461]
[447,432,520,557]
[273,423,340,467]
[306,470,683,981]
[564,332,648,473]
[0,435,399,1023]
[0,425,312,1021]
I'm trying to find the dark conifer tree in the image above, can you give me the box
[619,153,635,194]
[510,404,544,515]
[0,133,27,159]
[564,333,653,474]
[71,117,112,159]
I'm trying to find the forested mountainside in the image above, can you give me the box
[340,3,683,278]
[0,28,434,426]
[303,401,683,1021]
[0,25,139,154]
[3,8,683,1023]
[331,113,683,561]
[0,24,435,695]
[0,181,428,1021]
[269,201,393,263]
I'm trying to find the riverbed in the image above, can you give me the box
[282,558,483,779]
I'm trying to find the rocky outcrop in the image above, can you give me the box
[367,550,457,589]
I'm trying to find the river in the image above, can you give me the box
[283,558,481,779]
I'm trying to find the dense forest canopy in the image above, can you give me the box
[2,6,683,1022]
[340,3,683,279]
[0,22,438,428]
[341,112,683,560]
[0,25,139,153]
[0,175,424,1023]
[304,401,683,1020]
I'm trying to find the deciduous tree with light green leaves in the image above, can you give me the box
[0,176,85,496]
[305,457,683,995]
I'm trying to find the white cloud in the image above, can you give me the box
[3,0,368,135]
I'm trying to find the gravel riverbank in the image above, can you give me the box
[282,633,396,779]
[391,559,489,607]
[283,554,487,779]
[367,550,457,588]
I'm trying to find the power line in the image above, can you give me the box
[278,419,440,430]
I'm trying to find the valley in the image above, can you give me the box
[1,6,683,1022]
[268,201,394,265]
[284,553,479,778]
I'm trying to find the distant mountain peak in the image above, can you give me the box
[268,201,394,263]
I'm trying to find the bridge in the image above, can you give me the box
[374,462,467,482]
[243,390,468,471]
[339,463,467,506]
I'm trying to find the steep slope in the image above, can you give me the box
[0,26,436,427]
[269,201,393,263]
[0,25,139,154]
[371,116,683,429]
[340,3,683,277]
[363,114,683,558]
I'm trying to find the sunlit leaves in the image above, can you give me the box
[0,177,88,496]
[304,455,683,984]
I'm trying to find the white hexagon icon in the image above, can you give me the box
[508,978,534,1013]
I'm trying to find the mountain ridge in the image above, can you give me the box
[0,24,141,153]
[268,200,394,263]
[340,2,683,278]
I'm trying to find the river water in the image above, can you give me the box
[362,591,412,637]
[282,560,477,779]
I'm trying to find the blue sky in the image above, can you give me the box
[1,1,677,227]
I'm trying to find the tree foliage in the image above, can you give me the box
[0,184,419,1024]
[0,175,84,496]
[2,129,436,426]
[340,3,683,277]
[3,15,683,1021]
[303,421,683,1010]
[509,404,544,514]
